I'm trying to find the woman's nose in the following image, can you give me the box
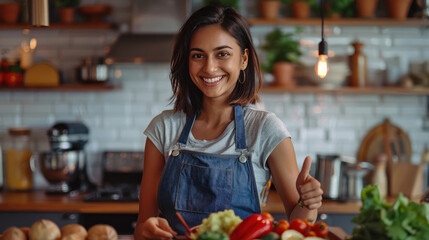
[204,56,218,73]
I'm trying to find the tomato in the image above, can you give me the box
[277,219,289,226]
[289,219,308,234]
[303,229,317,237]
[273,223,289,236]
[261,212,274,223]
[5,72,22,86]
[312,221,329,238]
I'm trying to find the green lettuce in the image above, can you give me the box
[350,185,429,240]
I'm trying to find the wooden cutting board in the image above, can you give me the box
[24,63,60,87]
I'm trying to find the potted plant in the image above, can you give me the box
[386,0,413,19]
[325,0,354,18]
[262,28,303,87]
[203,0,240,9]
[54,0,81,24]
[259,0,282,19]
[282,0,318,19]
[355,0,379,18]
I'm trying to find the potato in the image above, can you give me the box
[29,219,61,240]
[61,233,84,240]
[2,227,26,240]
[60,224,87,240]
[87,224,118,240]
[19,227,29,239]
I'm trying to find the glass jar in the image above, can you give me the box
[4,128,33,191]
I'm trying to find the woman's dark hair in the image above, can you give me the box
[170,5,262,117]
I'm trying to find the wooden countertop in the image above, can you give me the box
[0,190,363,214]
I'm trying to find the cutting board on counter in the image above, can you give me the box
[357,119,423,198]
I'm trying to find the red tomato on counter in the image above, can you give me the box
[313,221,329,238]
[289,219,308,233]
[5,72,22,86]
[273,220,289,235]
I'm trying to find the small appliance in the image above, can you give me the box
[84,151,144,202]
[40,122,95,194]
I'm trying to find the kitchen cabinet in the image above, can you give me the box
[0,211,78,231]
[0,23,113,30]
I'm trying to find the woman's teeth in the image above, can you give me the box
[202,76,223,83]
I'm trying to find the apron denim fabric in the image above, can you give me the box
[157,105,261,234]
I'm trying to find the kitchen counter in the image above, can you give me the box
[0,190,363,214]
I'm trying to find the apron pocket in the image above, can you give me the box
[175,163,232,214]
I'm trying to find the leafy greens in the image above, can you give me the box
[350,185,429,240]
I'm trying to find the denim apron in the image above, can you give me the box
[157,105,261,235]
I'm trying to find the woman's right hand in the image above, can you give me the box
[138,217,177,240]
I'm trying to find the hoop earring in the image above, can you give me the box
[239,70,246,84]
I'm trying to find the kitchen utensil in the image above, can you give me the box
[23,63,59,87]
[78,57,109,83]
[176,212,191,233]
[341,162,374,200]
[315,154,346,200]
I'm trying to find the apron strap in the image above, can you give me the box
[234,105,247,151]
[177,106,247,151]
[178,114,195,145]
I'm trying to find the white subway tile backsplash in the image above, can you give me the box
[380,27,422,36]
[22,104,52,114]
[343,104,374,115]
[329,129,357,141]
[0,103,20,114]
[0,92,11,102]
[301,128,326,141]
[11,92,36,102]
[21,114,55,127]
[374,105,400,116]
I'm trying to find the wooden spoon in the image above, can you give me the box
[176,212,191,233]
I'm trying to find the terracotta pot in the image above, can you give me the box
[259,0,281,19]
[386,0,412,19]
[291,1,311,19]
[273,62,296,87]
[0,2,21,24]
[59,7,75,24]
[355,0,378,18]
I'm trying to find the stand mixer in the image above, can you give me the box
[40,122,95,194]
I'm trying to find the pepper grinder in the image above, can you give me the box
[350,42,368,87]
[372,153,388,198]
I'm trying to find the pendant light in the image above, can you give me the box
[30,0,49,27]
[315,0,328,78]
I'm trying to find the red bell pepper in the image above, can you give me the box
[230,213,273,240]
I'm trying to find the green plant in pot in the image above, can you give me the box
[282,0,318,18]
[203,0,240,9]
[54,0,81,24]
[262,28,302,87]
[325,0,355,18]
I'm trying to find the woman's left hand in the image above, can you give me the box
[296,156,323,210]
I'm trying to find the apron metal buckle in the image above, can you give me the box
[239,152,247,163]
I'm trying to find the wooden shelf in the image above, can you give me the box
[0,84,120,91]
[0,22,114,30]
[248,18,429,27]
[260,86,429,95]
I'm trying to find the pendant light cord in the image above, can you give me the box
[321,0,325,41]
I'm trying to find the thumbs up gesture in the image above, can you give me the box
[296,156,323,210]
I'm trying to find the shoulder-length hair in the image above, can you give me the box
[170,5,262,117]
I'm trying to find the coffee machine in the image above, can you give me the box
[39,122,95,194]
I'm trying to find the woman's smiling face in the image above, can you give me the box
[189,24,248,102]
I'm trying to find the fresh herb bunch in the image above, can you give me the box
[203,0,240,9]
[351,185,429,240]
[54,0,81,8]
[261,28,302,73]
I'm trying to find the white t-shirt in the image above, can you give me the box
[144,105,291,199]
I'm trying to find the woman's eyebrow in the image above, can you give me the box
[189,45,233,52]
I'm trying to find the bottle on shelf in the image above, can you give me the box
[349,41,368,87]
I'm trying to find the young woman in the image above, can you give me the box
[134,5,323,240]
